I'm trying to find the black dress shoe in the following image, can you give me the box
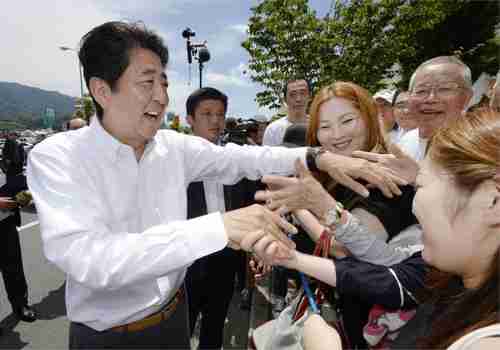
[14,305,37,322]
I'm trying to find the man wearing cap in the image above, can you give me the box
[373,89,399,143]
[263,79,310,146]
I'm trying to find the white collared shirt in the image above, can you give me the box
[262,115,309,146]
[396,128,428,161]
[263,116,293,146]
[27,118,305,331]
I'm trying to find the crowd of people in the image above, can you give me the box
[0,20,499,350]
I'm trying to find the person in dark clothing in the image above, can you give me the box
[0,192,37,323]
[1,133,26,183]
[185,87,258,349]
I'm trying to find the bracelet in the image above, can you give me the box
[306,147,327,173]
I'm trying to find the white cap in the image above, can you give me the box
[373,89,396,104]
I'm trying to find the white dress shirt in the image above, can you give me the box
[396,128,428,161]
[262,115,309,146]
[263,116,293,146]
[27,117,306,331]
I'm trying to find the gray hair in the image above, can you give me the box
[408,56,472,92]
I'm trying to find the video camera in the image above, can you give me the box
[221,118,260,145]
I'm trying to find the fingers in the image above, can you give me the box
[385,171,408,187]
[240,230,267,252]
[330,170,370,197]
[269,212,298,237]
[351,150,383,162]
[387,143,408,159]
[276,205,291,217]
[294,158,310,179]
[260,175,298,190]
[252,236,293,265]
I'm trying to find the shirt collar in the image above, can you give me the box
[89,116,163,163]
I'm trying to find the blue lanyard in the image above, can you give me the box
[299,272,319,314]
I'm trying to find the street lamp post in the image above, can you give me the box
[59,46,84,100]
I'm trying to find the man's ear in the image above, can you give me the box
[89,77,111,112]
[187,114,195,128]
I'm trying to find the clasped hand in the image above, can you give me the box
[222,204,297,265]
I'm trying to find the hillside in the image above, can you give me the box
[0,81,76,128]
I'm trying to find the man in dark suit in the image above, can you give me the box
[0,134,37,323]
[185,87,258,349]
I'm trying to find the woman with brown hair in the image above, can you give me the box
[305,81,417,248]
[255,82,425,348]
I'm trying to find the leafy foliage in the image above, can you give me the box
[242,0,499,109]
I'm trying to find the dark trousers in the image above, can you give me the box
[0,214,28,310]
[69,295,190,349]
[186,248,237,349]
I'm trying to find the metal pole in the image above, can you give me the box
[199,61,203,88]
[78,60,84,99]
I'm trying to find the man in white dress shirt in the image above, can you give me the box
[27,21,404,349]
[262,79,310,146]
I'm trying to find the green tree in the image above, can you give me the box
[397,0,499,88]
[75,94,96,122]
[242,0,499,110]
[242,0,324,109]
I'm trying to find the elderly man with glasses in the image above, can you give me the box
[397,56,473,161]
[352,56,474,187]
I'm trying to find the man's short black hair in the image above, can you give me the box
[284,78,311,98]
[186,87,228,118]
[78,21,169,120]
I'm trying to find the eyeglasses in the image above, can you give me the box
[411,83,465,100]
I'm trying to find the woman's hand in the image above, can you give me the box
[249,257,271,281]
[352,143,419,186]
[255,160,337,223]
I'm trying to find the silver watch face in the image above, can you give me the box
[324,207,339,226]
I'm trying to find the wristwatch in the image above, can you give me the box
[306,147,328,172]
[323,201,344,227]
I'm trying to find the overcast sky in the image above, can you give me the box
[0,0,330,121]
